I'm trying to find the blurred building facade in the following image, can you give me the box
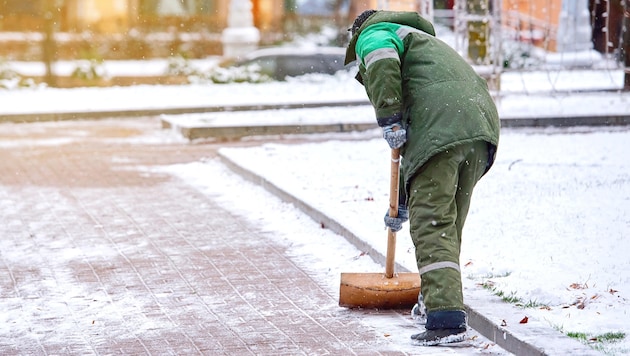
[0,0,285,33]
[0,0,437,34]
[0,0,624,58]
[502,0,623,54]
[346,1,623,55]
[0,0,288,59]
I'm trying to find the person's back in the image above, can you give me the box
[396,26,500,179]
[347,10,499,195]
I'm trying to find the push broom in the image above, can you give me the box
[339,147,421,309]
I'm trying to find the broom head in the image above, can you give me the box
[339,272,420,309]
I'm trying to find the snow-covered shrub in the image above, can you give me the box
[0,60,19,81]
[191,64,272,84]
[71,59,107,81]
[0,59,40,89]
[165,55,200,77]
[501,40,543,69]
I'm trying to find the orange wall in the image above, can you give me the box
[505,0,561,26]
[253,0,284,31]
[65,0,129,33]
[503,0,562,51]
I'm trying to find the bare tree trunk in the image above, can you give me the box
[42,0,57,87]
[331,0,346,46]
[623,0,630,90]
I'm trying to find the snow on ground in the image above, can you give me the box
[1,36,629,354]
[7,58,221,77]
[160,157,510,355]
[208,125,630,355]
[1,70,630,124]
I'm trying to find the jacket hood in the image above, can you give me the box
[344,11,436,65]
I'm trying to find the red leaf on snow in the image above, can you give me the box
[519,316,528,324]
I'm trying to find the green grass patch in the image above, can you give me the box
[479,281,549,309]
[568,331,626,354]
[567,331,589,340]
[559,329,627,354]
[568,331,626,343]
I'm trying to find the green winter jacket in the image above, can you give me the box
[345,11,500,204]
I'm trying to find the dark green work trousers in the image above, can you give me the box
[408,140,489,314]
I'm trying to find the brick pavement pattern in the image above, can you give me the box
[0,119,427,355]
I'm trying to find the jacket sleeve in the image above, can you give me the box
[356,27,404,127]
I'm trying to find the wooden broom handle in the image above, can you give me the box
[385,148,400,278]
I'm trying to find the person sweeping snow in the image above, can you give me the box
[345,10,500,345]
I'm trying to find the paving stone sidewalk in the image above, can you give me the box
[0,118,512,355]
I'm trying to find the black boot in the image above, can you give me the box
[410,327,466,346]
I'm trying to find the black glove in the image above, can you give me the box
[384,205,409,232]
